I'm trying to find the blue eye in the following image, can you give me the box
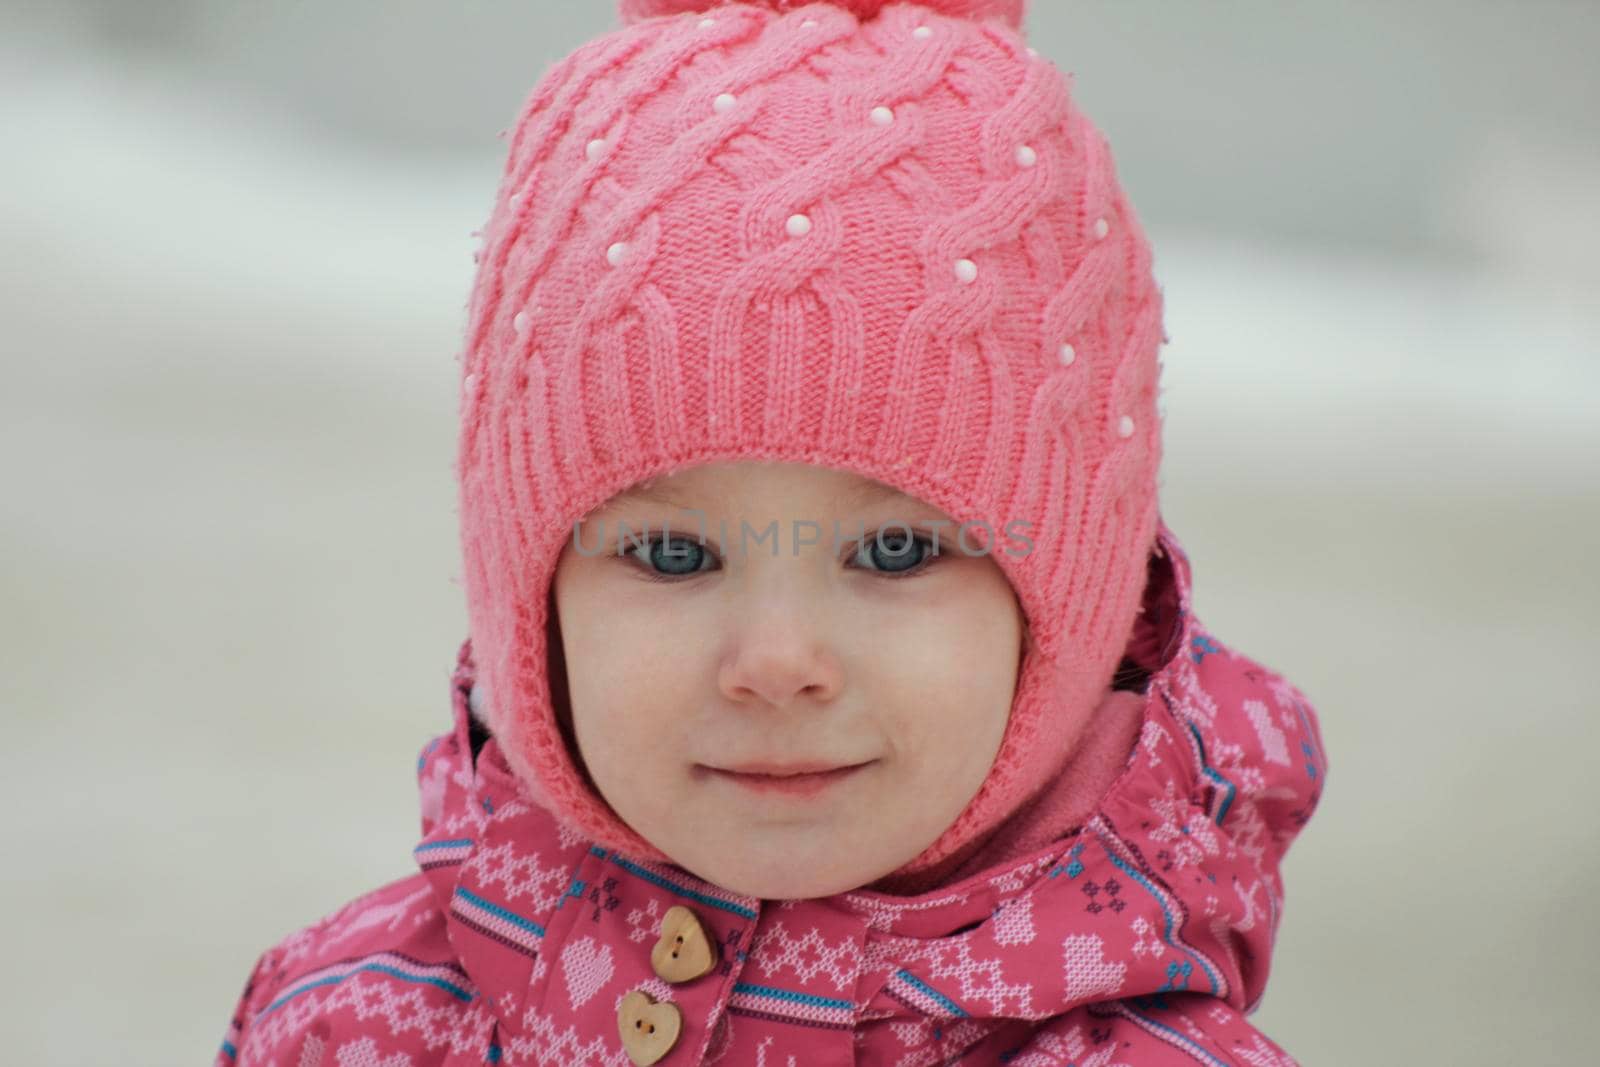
[625,534,713,579]
[851,529,939,578]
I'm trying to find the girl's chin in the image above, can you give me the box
[695,861,875,902]
[662,838,883,895]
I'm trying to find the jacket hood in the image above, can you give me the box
[407,521,1328,1062]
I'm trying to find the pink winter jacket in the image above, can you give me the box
[215,531,1327,1065]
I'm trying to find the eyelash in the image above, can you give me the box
[620,530,944,584]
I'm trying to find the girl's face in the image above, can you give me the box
[551,460,1023,899]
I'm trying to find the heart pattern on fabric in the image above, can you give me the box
[993,895,1037,947]
[334,1036,412,1067]
[561,935,617,1010]
[1061,932,1128,1001]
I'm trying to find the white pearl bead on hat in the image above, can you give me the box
[1094,217,1110,239]
[870,105,894,126]
[586,138,606,161]
[954,258,978,284]
[1059,343,1075,365]
[1118,415,1135,438]
[713,92,737,114]
[607,241,629,266]
[513,311,530,334]
[1015,144,1037,167]
[785,213,812,237]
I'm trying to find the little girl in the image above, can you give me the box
[216,1,1328,1063]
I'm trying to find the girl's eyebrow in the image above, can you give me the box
[618,483,695,509]
[842,481,912,508]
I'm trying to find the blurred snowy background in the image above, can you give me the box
[2,1,1596,1063]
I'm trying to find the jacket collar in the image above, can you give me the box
[412,522,1326,1052]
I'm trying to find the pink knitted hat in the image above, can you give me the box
[456,0,1166,886]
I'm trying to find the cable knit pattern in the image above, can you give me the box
[456,0,1167,883]
[619,0,1027,29]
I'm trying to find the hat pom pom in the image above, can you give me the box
[619,0,1025,31]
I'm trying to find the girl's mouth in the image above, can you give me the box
[702,762,872,799]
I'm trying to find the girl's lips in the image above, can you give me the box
[704,762,872,799]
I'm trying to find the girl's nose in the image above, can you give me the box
[717,619,844,711]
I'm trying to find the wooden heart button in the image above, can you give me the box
[617,989,682,1066]
[650,904,719,983]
